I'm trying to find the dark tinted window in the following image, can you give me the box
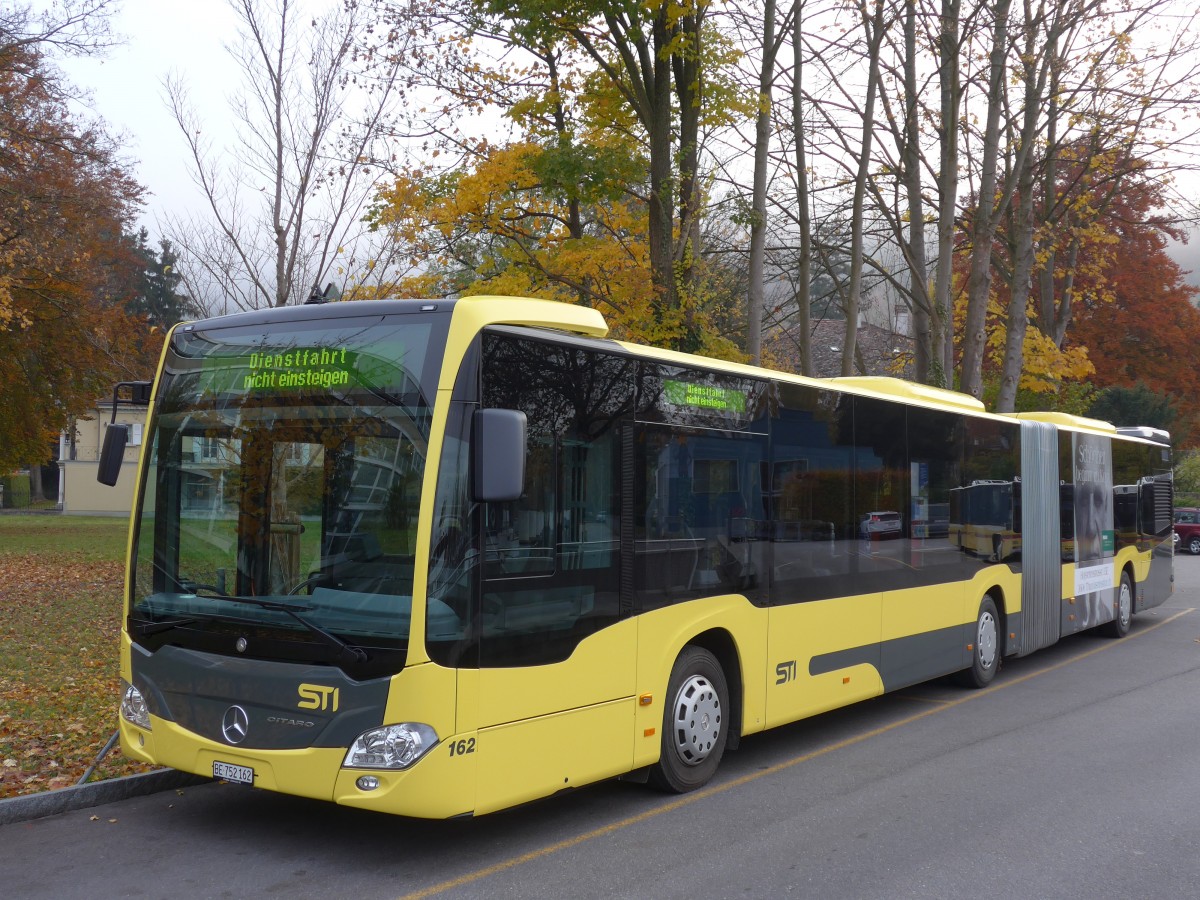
[632,363,768,608]
[633,424,767,607]
[854,399,995,592]
[474,332,634,666]
[425,401,479,667]
[770,391,1021,606]
[771,384,858,602]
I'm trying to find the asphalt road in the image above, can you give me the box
[4,557,1200,900]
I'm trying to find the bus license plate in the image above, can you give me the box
[213,761,254,785]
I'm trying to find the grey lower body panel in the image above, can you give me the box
[1139,538,1174,612]
[811,608,1025,694]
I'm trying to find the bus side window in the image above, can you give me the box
[634,425,766,607]
[474,333,629,667]
[770,384,857,604]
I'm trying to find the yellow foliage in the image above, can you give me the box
[370,138,687,344]
[983,294,1094,394]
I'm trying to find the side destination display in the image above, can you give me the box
[663,378,747,413]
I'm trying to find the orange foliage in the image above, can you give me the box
[1066,216,1200,407]
[0,43,160,468]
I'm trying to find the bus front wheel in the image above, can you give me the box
[650,646,729,793]
[957,595,1000,689]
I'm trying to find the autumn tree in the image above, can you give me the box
[358,6,657,315]
[363,0,750,351]
[509,0,712,347]
[1064,183,1200,444]
[357,0,1200,395]
[951,0,1200,407]
[0,25,158,472]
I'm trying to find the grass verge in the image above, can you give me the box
[0,515,154,798]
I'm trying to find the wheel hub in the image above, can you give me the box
[977,611,997,669]
[670,674,723,766]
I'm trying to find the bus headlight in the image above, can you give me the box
[120,681,152,730]
[343,723,439,770]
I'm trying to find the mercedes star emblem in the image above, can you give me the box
[221,705,249,744]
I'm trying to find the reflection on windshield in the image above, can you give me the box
[130,317,441,670]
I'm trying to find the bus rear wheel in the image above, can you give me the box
[649,646,729,793]
[1102,572,1134,639]
[957,595,1000,689]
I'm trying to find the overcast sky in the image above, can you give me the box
[60,0,245,229]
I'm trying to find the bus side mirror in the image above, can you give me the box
[97,424,129,486]
[473,408,527,502]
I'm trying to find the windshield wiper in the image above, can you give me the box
[194,591,367,665]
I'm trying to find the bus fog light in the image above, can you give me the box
[356,775,380,791]
[344,723,438,770]
[120,681,151,730]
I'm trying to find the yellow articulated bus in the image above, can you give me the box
[99,296,1174,818]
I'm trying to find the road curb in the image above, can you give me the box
[0,770,211,826]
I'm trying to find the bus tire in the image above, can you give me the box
[1102,572,1134,639]
[649,646,729,793]
[957,595,1000,689]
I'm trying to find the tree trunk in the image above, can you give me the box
[674,4,704,350]
[933,0,962,387]
[28,464,45,503]
[996,156,1037,412]
[958,0,1013,400]
[902,0,932,383]
[995,6,1048,412]
[634,8,678,335]
[747,0,777,365]
[842,0,886,377]
[792,0,813,376]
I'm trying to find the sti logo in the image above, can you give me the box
[297,684,340,712]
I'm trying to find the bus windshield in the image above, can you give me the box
[128,310,446,676]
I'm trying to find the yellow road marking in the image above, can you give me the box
[895,694,956,705]
[398,608,1193,900]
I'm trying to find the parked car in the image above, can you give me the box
[1175,507,1200,554]
[860,510,902,540]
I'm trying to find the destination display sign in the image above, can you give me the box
[241,348,354,391]
[197,345,407,397]
[663,379,747,414]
